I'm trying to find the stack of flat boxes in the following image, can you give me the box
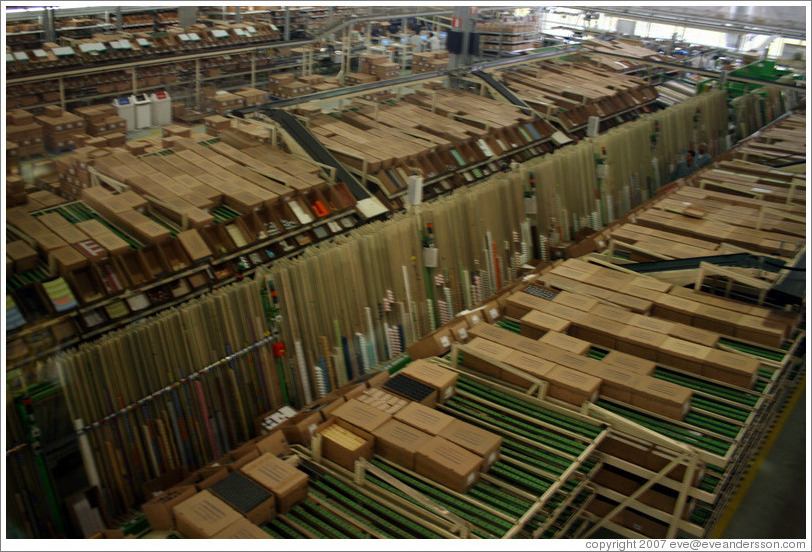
[268,73,314,99]
[7,109,44,158]
[72,104,126,146]
[234,87,269,107]
[411,51,450,74]
[213,91,245,115]
[35,106,86,153]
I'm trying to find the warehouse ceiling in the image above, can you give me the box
[572,5,806,40]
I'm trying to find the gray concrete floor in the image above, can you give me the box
[721,390,807,539]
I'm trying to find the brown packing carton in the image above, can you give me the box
[439,419,502,471]
[693,304,743,336]
[226,448,261,472]
[703,349,760,389]
[281,410,324,446]
[449,319,470,343]
[177,467,228,492]
[398,360,458,403]
[652,294,700,325]
[142,466,190,498]
[594,365,641,403]
[571,313,618,349]
[539,331,590,355]
[172,489,242,539]
[467,322,525,349]
[536,300,589,325]
[615,325,668,361]
[552,290,601,312]
[372,420,433,470]
[176,228,212,262]
[142,485,197,530]
[461,337,513,377]
[482,301,502,323]
[504,290,548,318]
[601,350,656,376]
[668,324,720,348]
[414,436,481,493]
[501,350,555,387]
[7,240,39,272]
[315,417,374,471]
[209,471,276,525]
[331,399,392,433]
[734,314,785,349]
[631,378,693,420]
[393,402,455,435]
[628,313,676,336]
[545,365,601,405]
[211,516,273,538]
[255,430,291,457]
[240,453,308,514]
[519,309,571,338]
[52,245,89,273]
[405,327,453,358]
[590,303,636,325]
[656,337,712,374]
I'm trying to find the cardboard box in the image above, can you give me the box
[372,420,433,470]
[668,324,720,347]
[142,485,197,530]
[7,240,38,272]
[438,419,502,471]
[282,410,323,446]
[571,314,618,349]
[545,365,601,405]
[406,327,454,358]
[601,350,656,376]
[631,378,692,420]
[539,331,590,355]
[393,402,454,436]
[693,304,742,336]
[552,290,600,312]
[461,337,513,377]
[331,399,392,433]
[142,467,190,499]
[703,349,760,389]
[172,489,243,539]
[657,337,711,374]
[734,314,785,349]
[211,516,273,538]
[615,325,668,361]
[382,373,439,408]
[590,303,636,325]
[519,310,571,339]
[398,360,458,403]
[178,467,229,492]
[365,369,391,389]
[628,313,676,336]
[500,350,555,387]
[467,322,525,349]
[315,417,374,471]
[414,436,481,493]
[594,365,641,403]
[209,471,276,524]
[255,430,291,457]
[652,294,700,325]
[240,453,308,514]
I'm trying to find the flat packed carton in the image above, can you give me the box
[393,402,454,436]
[399,360,458,403]
[372,420,433,470]
[209,471,275,524]
[240,453,308,514]
[142,485,197,530]
[172,489,242,539]
[315,417,374,471]
[545,365,601,405]
[331,399,392,433]
[415,436,481,493]
[439,419,502,471]
[631,378,692,420]
[211,516,273,538]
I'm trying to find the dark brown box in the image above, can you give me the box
[142,485,197,530]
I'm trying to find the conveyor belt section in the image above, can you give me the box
[471,71,535,117]
[257,109,374,207]
[620,253,787,274]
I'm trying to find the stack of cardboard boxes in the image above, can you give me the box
[69,104,127,146]
[411,51,450,74]
[7,109,44,158]
[268,73,315,100]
